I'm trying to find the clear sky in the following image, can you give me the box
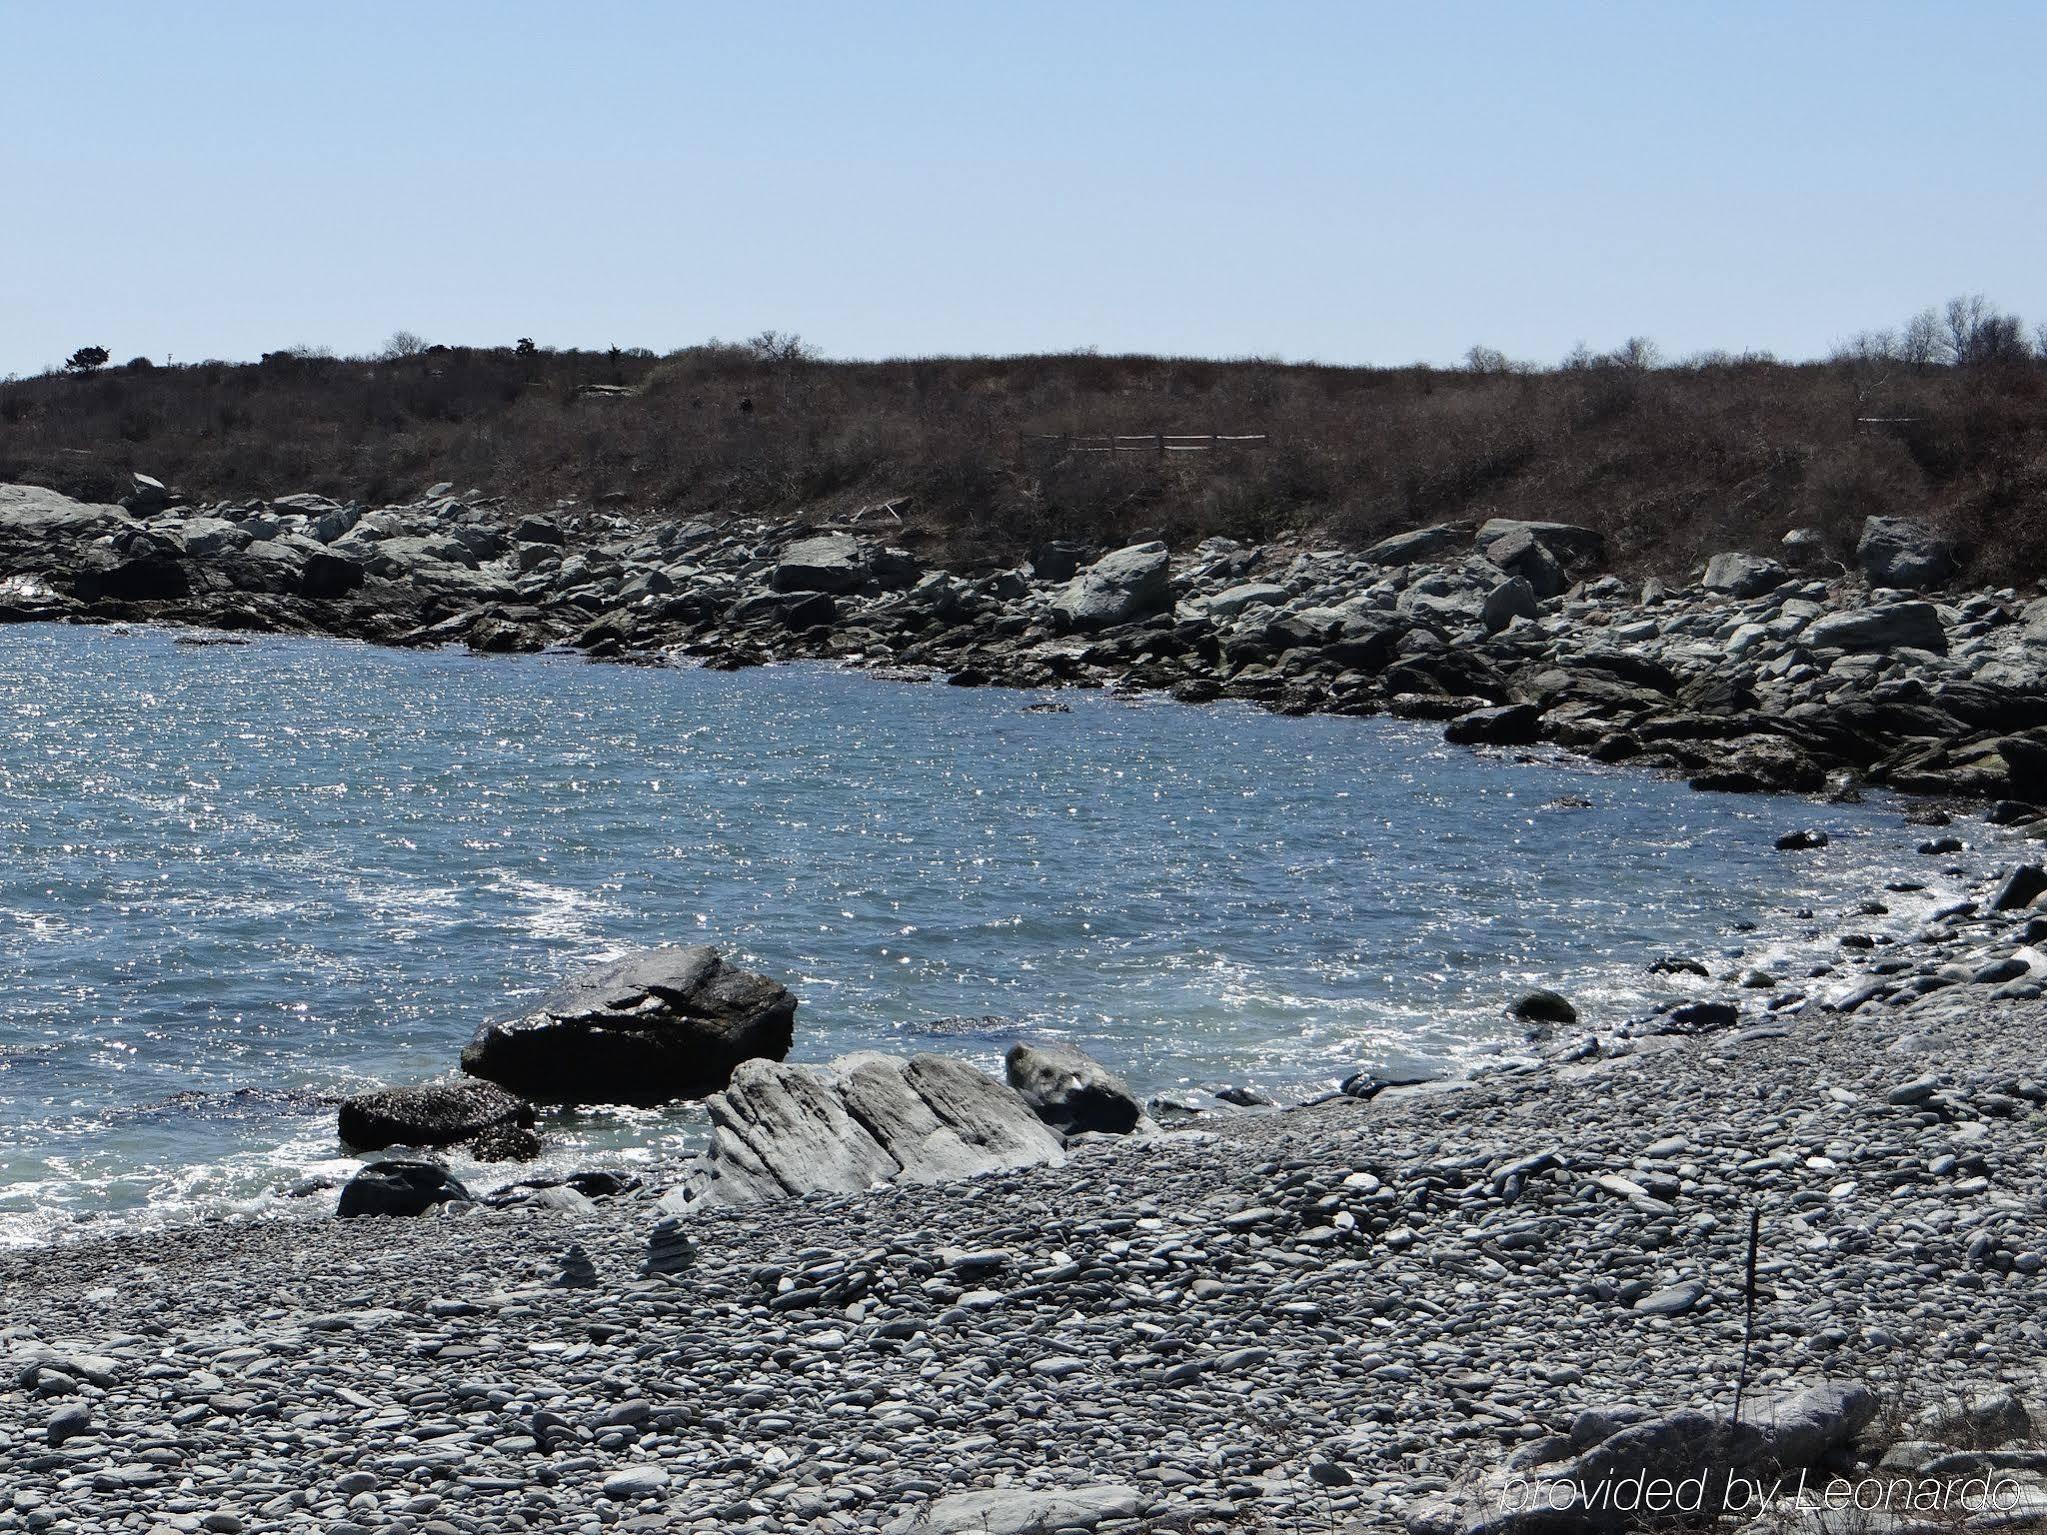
[5,0,2043,375]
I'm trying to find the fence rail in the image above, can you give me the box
[1022,432,1270,455]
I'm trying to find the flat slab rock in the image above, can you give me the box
[885,1485,1142,1534]
[1411,1379,1877,1535]
[663,1051,1065,1209]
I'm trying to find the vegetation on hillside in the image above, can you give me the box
[3,300,2044,580]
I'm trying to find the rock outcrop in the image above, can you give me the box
[662,1052,1066,1210]
[5,479,2047,804]
[461,946,796,1106]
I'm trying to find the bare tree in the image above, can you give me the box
[1974,312,2029,366]
[1611,336,1661,372]
[380,330,429,361]
[1463,344,1514,375]
[1941,294,2028,367]
[746,331,818,365]
[1833,328,1898,364]
[1943,295,1990,363]
[1900,308,1943,367]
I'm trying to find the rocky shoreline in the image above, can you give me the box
[5,815,2047,1532]
[5,478,2047,804]
[8,477,2047,1532]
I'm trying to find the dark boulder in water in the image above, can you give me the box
[1658,999,1740,1033]
[337,1080,530,1152]
[1512,988,1578,1026]
[471,1122,544,1162]
[460,945,798,1106]
[1444,703,1542,747]
[337,1159,471,1219]
[1338,1072,1434,1101]
[1990,863,2047,911]
[1004,1041,1144,1136]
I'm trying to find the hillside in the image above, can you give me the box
[4,338,2044,580]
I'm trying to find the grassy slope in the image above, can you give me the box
[3,345,2044,580]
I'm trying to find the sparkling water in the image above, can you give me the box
[0,624,1948,1245]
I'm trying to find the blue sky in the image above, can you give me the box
[5,0,2042,373]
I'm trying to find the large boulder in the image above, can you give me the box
[1445,703,1543,746]
[1512,989,1578,1026]
[1027,541,1089,583]
[885,1486,1142,1535]
[209,536,308,595]
[364,534,477,575]
[0,484,131,543]
[1857,515,1954,590]
[337,1080,531,1152]
[1805,601,1947,655]
[337,1160,472,1219]
[0,573,67,618]
[1363,524,1467,567]
[2023,596,2047,646]
[120,473,172,514]
[1475,518,1606,566]
[178,517,255,560]
[300,547,366,598]
[772,533,871,594]
[1701,551,1789,598]
[1482,529,1568,598]
[664,1052,1066,1209]
[1198,581,1289,619]
[1004,1042,1144,1135]
[1049,543,1171,630]
[730,589,835,629]
[71,548,189,602]
[1415,1380,1877,1535]
[1481,577,1540,633]
[461,946,797,1106]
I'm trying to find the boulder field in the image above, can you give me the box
[5,480,2045,802]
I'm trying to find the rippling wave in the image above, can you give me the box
[0,623,1960,1246]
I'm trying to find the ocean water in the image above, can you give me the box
[0,623,1951,1247]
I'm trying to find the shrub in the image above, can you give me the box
[0,310,2042,579]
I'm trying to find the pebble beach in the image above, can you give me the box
[6,826,2047,1534]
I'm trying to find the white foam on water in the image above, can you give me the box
[0,627,2007,1245]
